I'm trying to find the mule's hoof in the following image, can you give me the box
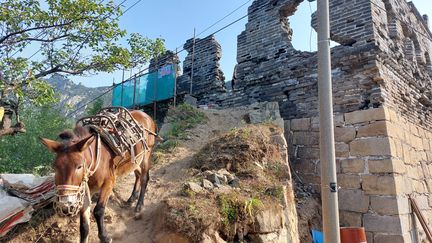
[134,212,142,220]
[122,200,133,208]
[99,235,112,243]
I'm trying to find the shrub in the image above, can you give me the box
[0,105,72,174]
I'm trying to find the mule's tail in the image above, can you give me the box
[156,135,164,143]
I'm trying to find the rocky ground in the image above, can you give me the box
[2,104,321,243]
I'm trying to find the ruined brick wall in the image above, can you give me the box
[222,0,384,119]
[149,50,180,74]
[371,0,432,129]
[177,35,226,100]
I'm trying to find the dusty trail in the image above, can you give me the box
[90,109,246,243]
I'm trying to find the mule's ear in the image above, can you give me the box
[75,135,95,152]
[40,137,62,153]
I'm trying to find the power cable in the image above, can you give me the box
[196,0,252,38]
[175,0,251,51]
[66,10,251,117]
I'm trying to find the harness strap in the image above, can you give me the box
[57,185,80,190]
[86,134,101,180]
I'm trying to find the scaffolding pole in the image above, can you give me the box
[317,0,340,242]
[120,69,125,107]
[174,48,178,107]
[190,28,196,95]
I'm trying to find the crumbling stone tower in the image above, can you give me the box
[221,0,432,242]
[177,35,226,100]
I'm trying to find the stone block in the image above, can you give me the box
[334,114,345,126]
[338,189,369,213]
[334,126,356,143]
[350,137,391,156]
[310,116,320,130]
[339,211,362,227]
[247,232,279,243]
[340,159,365,173]
[291,118,310,131]
[338,174,361,189]
[293,159,316,174]
[356,121,388,138]
[335,142,349,157]
[366,232,373,243]
[361,175,397,195]
[284,120,291,132]
[251,205,283,233]
[363,214,402,234]
[297,147,319,159]
[370,196,402,215]
[368,159,406,174]
[373,234,409,243]
[292,131,319,145]
[344,108,387,124]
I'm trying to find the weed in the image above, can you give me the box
[156,103,206,154]
[265,185,285,203]
[219,196,238,225]
[181,188,196,198]
[188,204,199,216]
[243,197,263,218]
[157,140,178,152]
[152,151,164,165]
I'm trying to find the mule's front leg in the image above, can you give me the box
[94,182,114,243]
[79,205,91,243]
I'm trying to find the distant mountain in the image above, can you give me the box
[46,74,112,118]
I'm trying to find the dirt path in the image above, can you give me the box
[87,108,246,243]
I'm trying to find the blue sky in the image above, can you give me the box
[25,0,432,87]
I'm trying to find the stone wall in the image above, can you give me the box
[149,50,180,74]
[219,0,385,119]
[286,107,432,242]
[140,0,432,240]
[177,35,226,100]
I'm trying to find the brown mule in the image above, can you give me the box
[40,110,157,243]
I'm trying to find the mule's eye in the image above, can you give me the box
[77,165,83,170]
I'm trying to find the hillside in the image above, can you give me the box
[46,74,112,117]
[2,104,321,243]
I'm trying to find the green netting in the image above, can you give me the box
[112,64,176,108]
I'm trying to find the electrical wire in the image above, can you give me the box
[196,0,252,38]
[66,10,252,117]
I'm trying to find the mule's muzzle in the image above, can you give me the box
[54,183,86,217]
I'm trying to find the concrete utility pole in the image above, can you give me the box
[317,0,341,242]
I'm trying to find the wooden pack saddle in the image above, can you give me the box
[76,107,149,167]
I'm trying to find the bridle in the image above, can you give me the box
[54,134,101,217]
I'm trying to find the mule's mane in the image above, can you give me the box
[58,126,92,147]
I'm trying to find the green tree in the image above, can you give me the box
[0,0,166,137]
[86,98,104,116]
[0,105,72,174]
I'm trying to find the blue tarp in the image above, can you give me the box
[112,64,176,108]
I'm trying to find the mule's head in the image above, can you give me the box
[40,134,95,216]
